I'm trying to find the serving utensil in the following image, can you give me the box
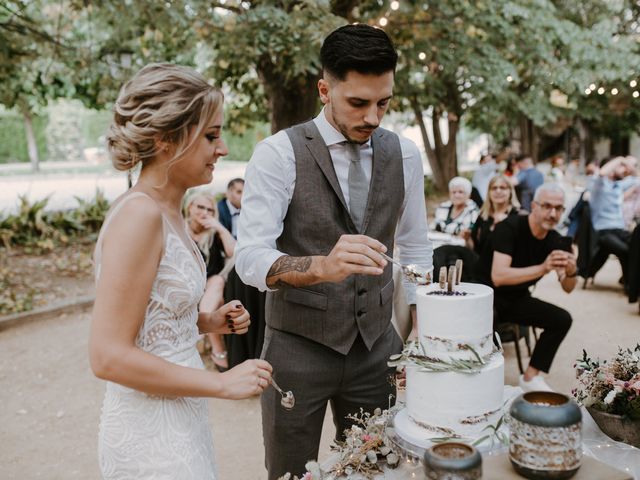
[271,377,295,410]
[380,252,431,285]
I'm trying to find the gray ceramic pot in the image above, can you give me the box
[509,391,582,479]
[587,407,640,448]
[423,442,482,480]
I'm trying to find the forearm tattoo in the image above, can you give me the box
[267,256,312,279]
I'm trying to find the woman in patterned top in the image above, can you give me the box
[432,176,479,238]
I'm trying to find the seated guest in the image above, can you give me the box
[623,183,640,231]
[477,183,577,392]
[511,154,544,212]
[468,174,520,255]
[548,154,565,182]
[588,156,639,284]
[185,192,236,371]
[623,156,640,230]
[217,178,267,369]
[432,176,479,238]
[472,154,498,202]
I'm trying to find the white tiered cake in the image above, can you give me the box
[394,281,505,446]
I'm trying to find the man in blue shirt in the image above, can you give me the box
[588,156,639,284]
[511,154,544,212]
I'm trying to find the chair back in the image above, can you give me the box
[432,245,479,283]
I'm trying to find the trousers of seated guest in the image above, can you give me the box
[598,228,631,282]
[494,293,572,373]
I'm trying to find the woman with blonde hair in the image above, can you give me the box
[90,63,272,479]
[184,191,235,370]
[468,174,521,254]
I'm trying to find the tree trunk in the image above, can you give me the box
[445,117,459,179]
[575,118,589,172]
[410,99,447,191]
[519,116,539,162]
[409,98,460,192]
[257,58,320,133]
[22,108,40,172]
[432,110,459,188]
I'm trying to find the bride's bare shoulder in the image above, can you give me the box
[102,194,163,248]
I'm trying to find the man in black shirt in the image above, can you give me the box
[478,183,577,392]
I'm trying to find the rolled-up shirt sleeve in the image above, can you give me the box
[395,138,433,305]
[235,136,293,292]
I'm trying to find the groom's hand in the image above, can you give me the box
[208,301,251,335]
[317,234,388,283]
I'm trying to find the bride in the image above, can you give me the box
[89,63,272,479]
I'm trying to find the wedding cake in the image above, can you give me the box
[393,278,505,446]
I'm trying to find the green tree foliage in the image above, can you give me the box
[366,0,640,189]
[191,1,346,133]
[1,1,78,169]
[4,0,639,182]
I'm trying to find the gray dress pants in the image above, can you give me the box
[260,322,402,480]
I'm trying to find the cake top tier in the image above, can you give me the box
[417,282,493,300]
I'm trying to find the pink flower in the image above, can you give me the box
[302,473,312,480]
[362,434,371,442]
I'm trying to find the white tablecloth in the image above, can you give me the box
[321,407,640,479]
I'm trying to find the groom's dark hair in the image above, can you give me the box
[320,24,398,81]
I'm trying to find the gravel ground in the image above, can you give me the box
[1,258,639,479]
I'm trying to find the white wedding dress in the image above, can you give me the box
[94,192,217,479]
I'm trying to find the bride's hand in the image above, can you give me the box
[208,301,250,334]
[220,359,273,399]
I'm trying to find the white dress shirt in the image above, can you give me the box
[236,108,433,305]
[225,199,240,238]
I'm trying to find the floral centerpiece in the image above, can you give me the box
[573,345,640,447]
[278,408,400,480]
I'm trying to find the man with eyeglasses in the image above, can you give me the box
[477,183,577,392]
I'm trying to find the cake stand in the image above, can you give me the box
[385,386,520,462]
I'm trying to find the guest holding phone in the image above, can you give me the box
[477,183,577,392]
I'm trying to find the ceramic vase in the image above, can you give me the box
[509,391,582,479]
[423,442,482,480]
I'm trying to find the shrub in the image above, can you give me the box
[0,190,110,251]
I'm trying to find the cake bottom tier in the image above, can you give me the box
[403,355,505,440]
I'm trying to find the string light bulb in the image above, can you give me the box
[597,87,605,95]
[379,17,388,26]
[633,91,639,98]
[611,88,619,95]
[589,83,596,90]
[631,80,637,88]
[585,88,591,95]
[418,52,426,60]
[391,1,400,10]
[506,75,513,82]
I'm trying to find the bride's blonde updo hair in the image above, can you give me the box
[106,63,223,171]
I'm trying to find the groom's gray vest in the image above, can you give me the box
[265,120,405,355]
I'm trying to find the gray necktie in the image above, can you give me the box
[346,142,369,231]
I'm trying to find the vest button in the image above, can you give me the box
[358,288,367,295]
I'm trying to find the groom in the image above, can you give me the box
[236,24,432,479]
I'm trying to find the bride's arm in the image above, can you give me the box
[89,197,271,399]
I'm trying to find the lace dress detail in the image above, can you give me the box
[94,192,216,479]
